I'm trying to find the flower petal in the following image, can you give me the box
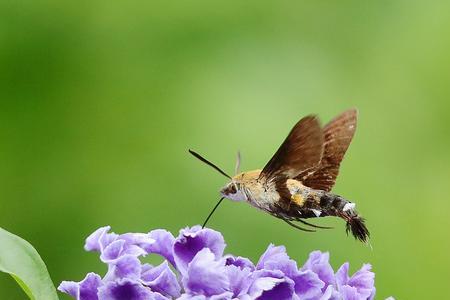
[174,226,225,275]
[98,279,168,300]
[258,280,296,300]
[256,244,289,269]
[225,255,255,270]
[248,270,295,300]
[340,285,360,300]
[256,244,297,276]
[209,291,234,300]
[182,248,229,296]
[58,272,102,300]
[100,240,126,262]
[319,285,339,300]
[225,265,252,298]
[146,229,176,266]
[100,240,148,263]
[104,255,142,282]
[85,226,117,253]
[118,233,155,251]
[335,262,375,300]
[301,251,335,288]
[177,294,206,300]
[141,261,181,298]
[347,264,375,299]
[335,262,350,286]
[291,270,324,299]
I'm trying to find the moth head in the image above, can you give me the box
[189,149,247,202]
[220,180,246,202]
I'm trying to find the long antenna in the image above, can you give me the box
[202,197,225,228]
[235,151,241,175]
[188,149,232,179]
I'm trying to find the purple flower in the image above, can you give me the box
[84,226,117,253]
[335,263,375,300]
[247,269,296,300]
[225,255,255,270]
[104,255,141,281]
[141,261,181,298]
[302,251,335,289]
[58,272,102,300]
[182,248,228,296]
[98,279,168,300]
[173,226,225,276]
[59,225,393,300]
[256,244,324,299]
[147,230,176,266]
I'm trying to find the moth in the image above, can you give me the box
[189,109,369,242]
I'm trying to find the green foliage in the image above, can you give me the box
[0,227,58,300]
[1,1,449,299]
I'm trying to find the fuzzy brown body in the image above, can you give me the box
[222,169,356,224]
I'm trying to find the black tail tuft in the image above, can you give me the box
[346,216,370,243]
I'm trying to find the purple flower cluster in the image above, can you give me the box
[59,226,387,300]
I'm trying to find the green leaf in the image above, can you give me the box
[0,227,59,300]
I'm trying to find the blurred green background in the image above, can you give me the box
[1,1,449,299]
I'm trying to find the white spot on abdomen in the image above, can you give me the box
[343,202,356,212]
[311,209,321,217]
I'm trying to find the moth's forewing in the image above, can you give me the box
[299,109,358,191]
[260,115,324,180]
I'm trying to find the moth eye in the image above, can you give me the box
[229,185,237,194]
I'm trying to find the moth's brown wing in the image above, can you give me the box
[298,109,358,192]
[260,115,324,181]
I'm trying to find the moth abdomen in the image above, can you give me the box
[317,192,343,210]
[345,215,369,243]
[318,193,369,242]
[293,191,369,242]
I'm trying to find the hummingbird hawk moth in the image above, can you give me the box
[189,109,369,242]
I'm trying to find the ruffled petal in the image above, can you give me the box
[291,270,324,299]
[177,294,206,300]
[97,279,168,300]
[146,229,176,266]
[319,285,339,300]
[118,233,155,251]
[209,292,234,300]
[224,255,255,270]
[347,263,375,299]
[340,285,360,300]
[100,240,148,263]
[225,265,252,298]
[84,226,117,253]
[182,248,229,296]
[335,262,375,300]
[100,240,126,262]
[58,272,102,300]
[335,262,350,286]
[247,269,295,300]
[256,244,297,276]
[173,226,225,275]
[141,261,181,298]
[302,251,335,288]
[104,255,142,282]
